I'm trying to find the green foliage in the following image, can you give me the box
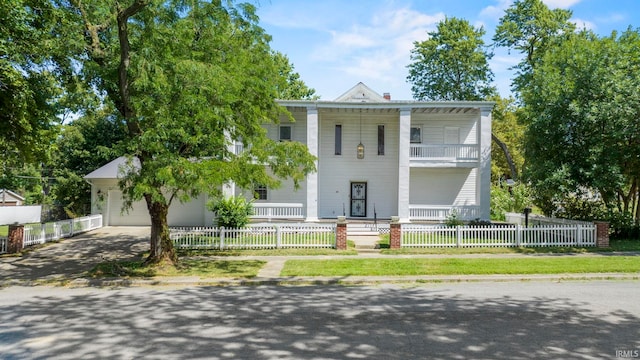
[490,96,525,181]
[490,183,533,221]
[407,17,496,101]
[522,29,640,225]
[445,211,464,227]
[493,0,575,94]
[209,197,253,228]
[273,52,319,100]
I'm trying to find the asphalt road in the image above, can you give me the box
[1,281,639,359]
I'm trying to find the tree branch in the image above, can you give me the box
[492,132,519,181]
[116,0,149,136]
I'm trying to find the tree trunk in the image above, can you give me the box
[145,195,177,265]
[492,132,518,181]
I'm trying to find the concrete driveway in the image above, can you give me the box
[0,227,149,285]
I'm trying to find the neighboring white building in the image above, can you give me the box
[85,83,494,226]
[0,189,25,206]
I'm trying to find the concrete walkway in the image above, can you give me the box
[1,226,638,287]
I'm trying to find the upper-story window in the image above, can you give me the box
[377,125,385,155]
[335,124,342,155]
[410,126,422,143]
[279,125,292,141]
[254,185,267,200]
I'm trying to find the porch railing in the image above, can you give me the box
[409,205,480,221]
[410,144,479,160]
[250,203,304,221]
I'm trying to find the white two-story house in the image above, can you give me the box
[85,83,493,226]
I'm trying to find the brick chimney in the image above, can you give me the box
[383,92,391,100]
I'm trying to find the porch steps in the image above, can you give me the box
[347,223,381,236]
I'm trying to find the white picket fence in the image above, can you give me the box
[505,212,593,226]
[170,223,336,250]
[401,224,597,248]
[0,215,103,253]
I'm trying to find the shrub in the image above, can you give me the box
[208,196,253,228]
[468,218,492,227]
[445,211,464,227]
[491,183,533,221]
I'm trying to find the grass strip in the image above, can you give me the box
[89,259,266,278]
[280,256,640,276]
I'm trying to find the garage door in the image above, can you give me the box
[107,190,151,226]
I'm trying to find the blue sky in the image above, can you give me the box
[256,0,639,100]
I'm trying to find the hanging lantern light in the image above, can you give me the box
[357,109,365,159]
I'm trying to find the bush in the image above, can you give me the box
[468,218,492,227]
[445,211,464,227]
[491,183,533,221]
[208,197,253,228]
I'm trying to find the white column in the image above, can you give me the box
[478,107,492,220]
[305,106,319,222]
[222,129,236,198]
[398,108,411,222]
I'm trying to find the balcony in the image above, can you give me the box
[409,144,479,167]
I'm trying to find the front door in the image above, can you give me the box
[350,182,367,217]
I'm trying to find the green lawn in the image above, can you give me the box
[280,256,640,277]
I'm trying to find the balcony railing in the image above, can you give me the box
[410,144,479,161]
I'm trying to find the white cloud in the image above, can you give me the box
[542,0,582,9]
[479,0,512,20]
[572,17,595,31]
[309,5,445,93]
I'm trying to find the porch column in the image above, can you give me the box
[398,108,411,222]
[477,107,492,220]
[306,106,319,222]
[223,129,236,198]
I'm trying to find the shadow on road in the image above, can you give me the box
[0,284,638,359]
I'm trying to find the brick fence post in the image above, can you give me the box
[336,216,347,250]
[7,224,24,254]
[594,221,610,248]
[390,216,401,249]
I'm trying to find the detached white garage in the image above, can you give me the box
[85,157,213,227]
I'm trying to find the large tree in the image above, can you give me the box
[407,17,496,101]
[64,0,315,264]
[0,0,67,174]
[522,29,640,220]
[493,0,575,95]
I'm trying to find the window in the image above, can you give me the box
[410,126,422,143]
[335,124,342,155]
[377,125,385,155]
[254,185,267,200]
[279,125,292,141]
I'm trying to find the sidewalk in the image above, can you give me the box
[1,227,638,287]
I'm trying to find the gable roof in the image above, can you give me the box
[333,82,389,102]
[84,156,141,180]
[0,189,24,202]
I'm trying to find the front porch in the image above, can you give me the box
[249,202,481,222]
